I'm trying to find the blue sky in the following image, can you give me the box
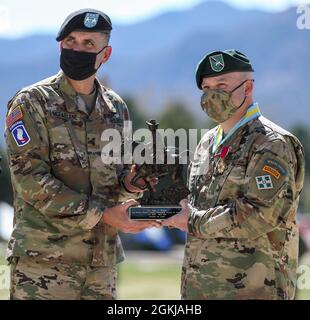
[0,0,308,38]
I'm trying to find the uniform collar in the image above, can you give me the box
[57,71,117,116]
[212,103,261,154]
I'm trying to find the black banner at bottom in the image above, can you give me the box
[0,300,303,319]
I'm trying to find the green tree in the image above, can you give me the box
[291,125,310,179]
[158,101,197,131]
[291,124,310,213]
[122,96,149,131]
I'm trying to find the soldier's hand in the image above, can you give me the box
[162,199,191,232]
[123,164,159,193]
[102,199,161,233]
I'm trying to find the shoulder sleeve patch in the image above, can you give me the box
[255,175,274,190]
[262,165,281,179]
[6,105,23,128]
[264,159,287,176]
[9,120,31,147]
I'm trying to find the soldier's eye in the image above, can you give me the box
[65,38,75,46]
[85,41,94,47]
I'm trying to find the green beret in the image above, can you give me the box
[56,9,112,42]
[195,49,254,89]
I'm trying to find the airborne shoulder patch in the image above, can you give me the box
[9,120,31,147]
[6,105,23,128]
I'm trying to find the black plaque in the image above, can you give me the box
[128,119,190,220]
[128,206,182,220]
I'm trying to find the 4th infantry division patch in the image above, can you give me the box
[255,175,274,190]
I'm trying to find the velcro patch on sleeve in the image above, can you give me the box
[6,105,23,128]
[9,120,31,147]
[264,159,286,176]
[263,165,281,179]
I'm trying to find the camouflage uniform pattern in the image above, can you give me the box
[183,115,305,300]
[5,71,136,299]
[10,256,117,300]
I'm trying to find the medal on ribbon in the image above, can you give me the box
[215,146,230,174]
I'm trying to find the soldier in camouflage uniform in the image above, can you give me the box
[5,9,159,300]
[163,49,305,299]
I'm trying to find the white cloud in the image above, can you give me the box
[0,5,12,34]
[224,0,309,11]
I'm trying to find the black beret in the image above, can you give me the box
[195,49,254,89]
[56,8,112,42]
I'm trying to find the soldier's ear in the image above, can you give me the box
[245,79,254,96]
[101,46,112,64]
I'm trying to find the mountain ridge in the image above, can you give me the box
[0,1,308,146]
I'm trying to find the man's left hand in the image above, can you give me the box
[162,199,192,232]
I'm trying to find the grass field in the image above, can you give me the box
[1,249,310,300]
[118,261,181,300]
[0,253,9,300]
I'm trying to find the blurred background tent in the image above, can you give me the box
[0,0,310,299]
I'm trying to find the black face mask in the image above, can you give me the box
[60,46,107,81]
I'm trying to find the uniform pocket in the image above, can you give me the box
[217,160,247,204]
[49,123,88,169]
[49,124,76,161]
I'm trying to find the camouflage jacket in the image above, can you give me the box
[183,114,305,300]
[5,71,135,267]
